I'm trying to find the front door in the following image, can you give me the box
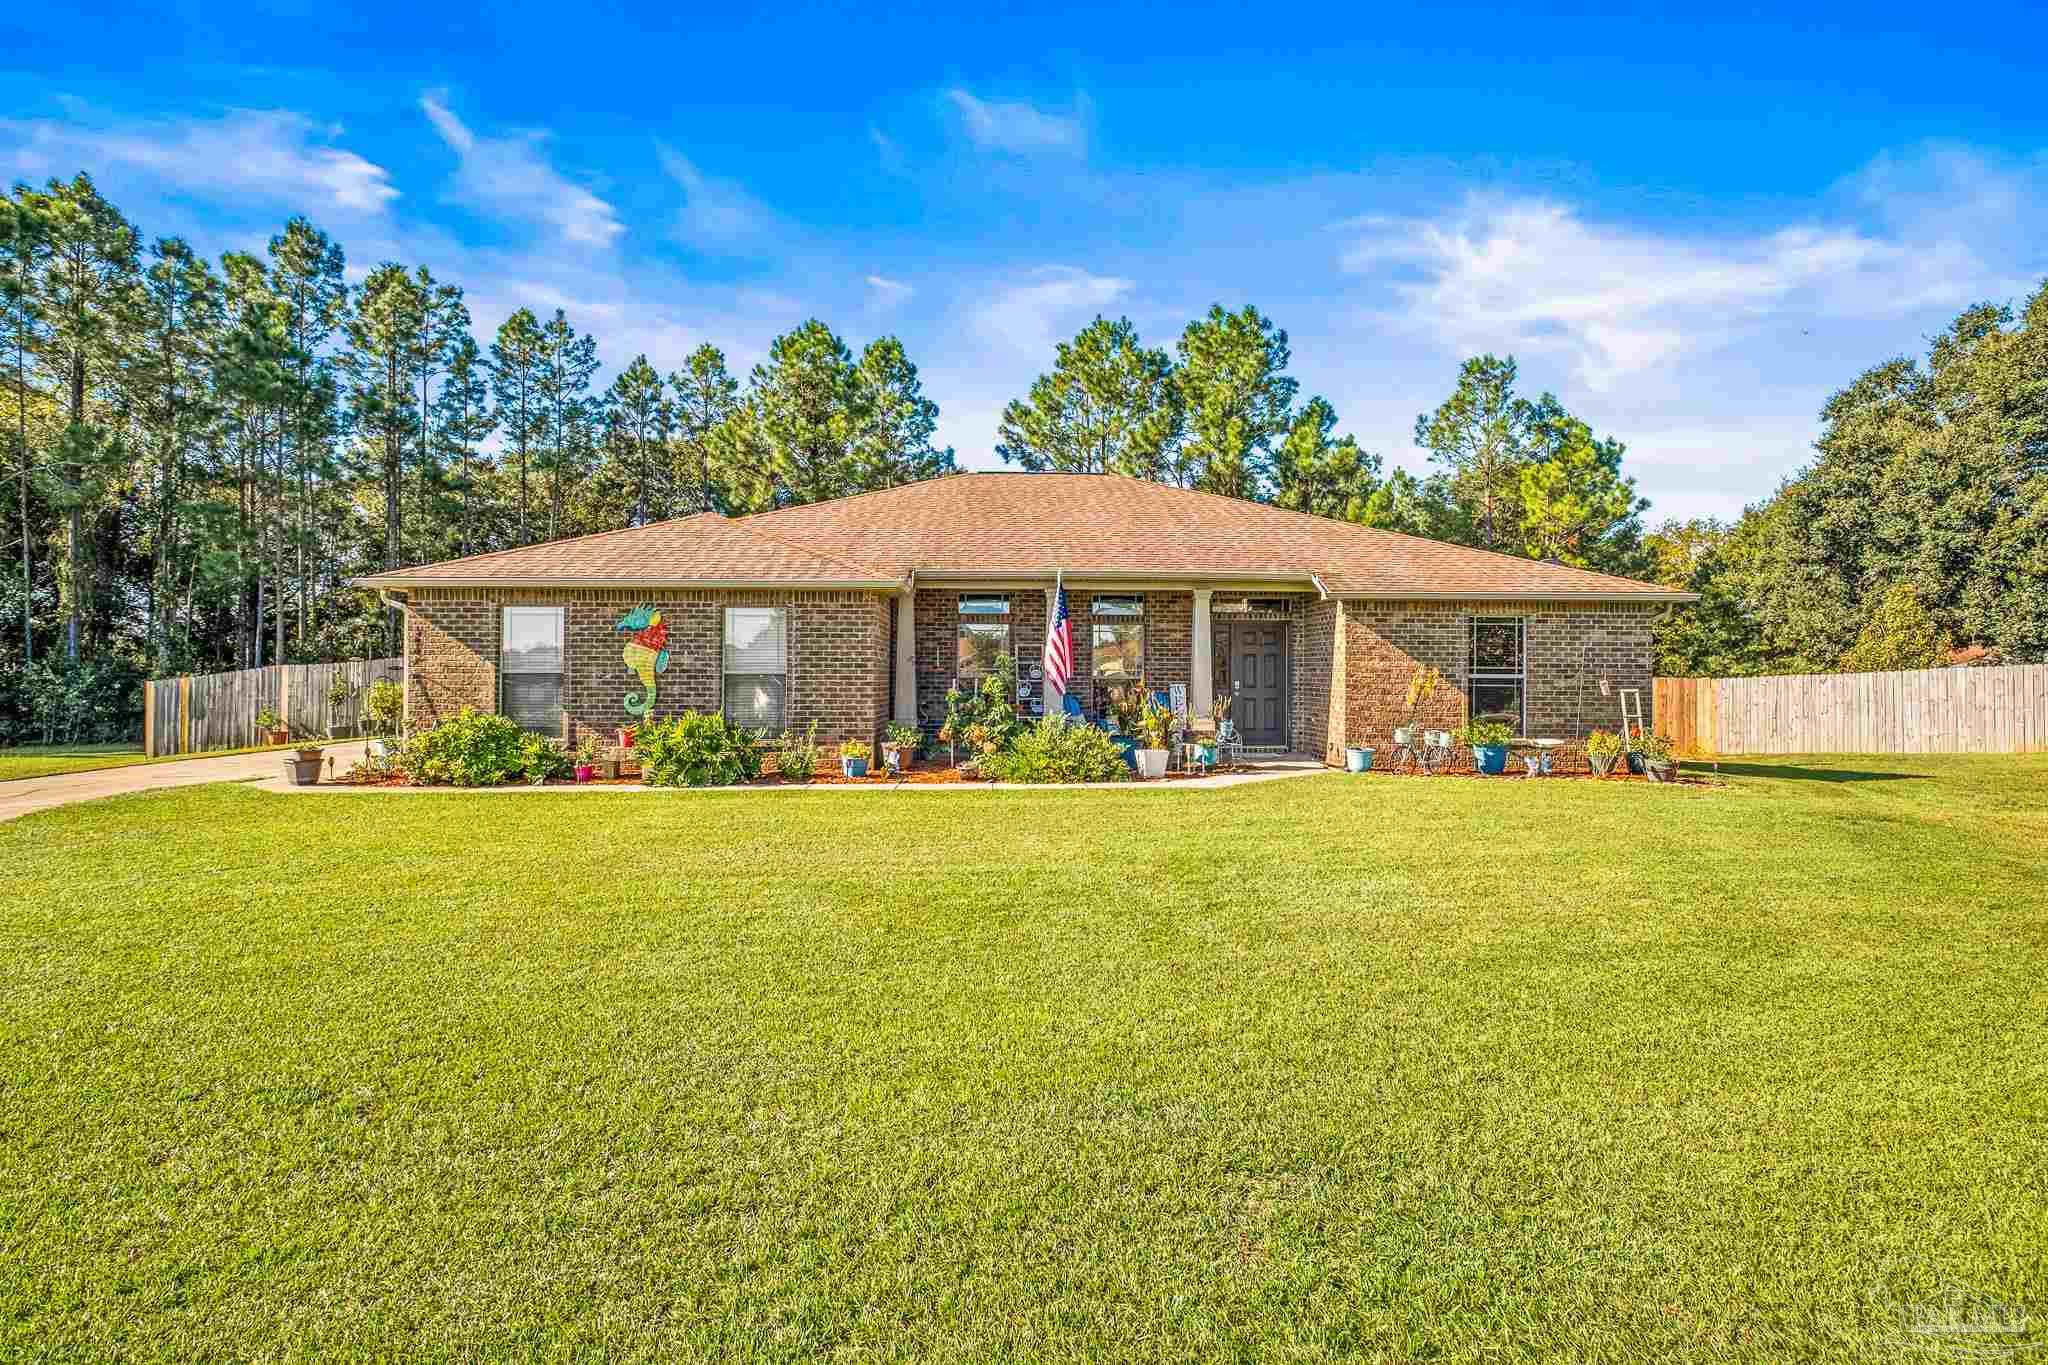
[1224,623,1289,747]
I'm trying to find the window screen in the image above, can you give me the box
[723,606,787,732]
[1091,596,1143,679]
[1470,617,1526,733]
[958,594,1011,676]
[500,607,565,733]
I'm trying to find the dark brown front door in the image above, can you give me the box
[1225,623,1288,746]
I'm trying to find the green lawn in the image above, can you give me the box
[2,757,2044,1360]
[0,742,292,782]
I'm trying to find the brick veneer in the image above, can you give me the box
[404,586,890,753]
[1332,598,1659,771]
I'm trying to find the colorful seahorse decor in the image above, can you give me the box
[615,605,670,716]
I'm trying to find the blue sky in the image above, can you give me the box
[8,0,2047,522]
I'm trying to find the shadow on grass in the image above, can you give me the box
[1709,762,1928,784]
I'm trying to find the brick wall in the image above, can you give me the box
[1336,598,1659,771]
[406,586,890,752]
[1296,600,1343,764]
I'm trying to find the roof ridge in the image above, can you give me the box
[1103,473,1670,593]
[739,471,965,525]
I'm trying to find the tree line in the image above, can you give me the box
[4,168,2037,742]
[1645,283,2047,676]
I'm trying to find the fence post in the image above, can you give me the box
[144,681,155,757]
[177,675,191,755]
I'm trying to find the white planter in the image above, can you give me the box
[367,737,393,761]
[1134,747,1169,779]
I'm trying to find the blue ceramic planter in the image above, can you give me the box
[1113,734,1138,769]
[1344,746,1374,773]
[1472,744,1509,775]
[841,757,868,778]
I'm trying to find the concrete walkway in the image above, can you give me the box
[0,750,288,823]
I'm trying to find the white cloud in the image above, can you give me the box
[970,265,1132,356]
[0,107,396,213]
[944,89,1086,156]
[865,273,913,309]
[656,147,789,254]
[420,91,622,248]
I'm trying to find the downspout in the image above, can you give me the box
[1309,572,1331,600]
[377,588,412,730]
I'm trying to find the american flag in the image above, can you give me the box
[1044,577,1073,699]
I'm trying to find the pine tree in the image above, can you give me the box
[489,308,546,543]
[135,237,222,669]
[668,344,738,514]
[996,316,1180,477]
[1269,397,1383,521]
[1414,354,1536,554]
[1,191,53,666]
[266,218,345,652]
[345,264,427,652]
[1174,304,1297,499]
[602,356,669,526]
[534,309,597,540]
[432,334,495,557]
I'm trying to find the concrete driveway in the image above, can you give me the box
[0,750,290,823]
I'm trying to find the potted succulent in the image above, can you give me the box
[1637,731,1679,783]
[1134,695,1173,779]
[882,720,919,774]
[1585,729,1624,777]
[1459,718,1515,775]
[256,706,289,745]
[363,679,404,761]
[840,738,872,778]
[574,732,603,783]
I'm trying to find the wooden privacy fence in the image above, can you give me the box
[144,658,401,757]
[1654,665,2048,756]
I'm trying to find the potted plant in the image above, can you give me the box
[324,674,357,737]
[840,738,872,778]
[882,721,918,774]
[363,679,404,761]
[1394,665,1442,752]
[1637,731,1678,783]
[285,742,323,785]
[256,706,289,745]
[1586,729,1624,777]
[574,732,603,783]
[1134,695,1173,779]
[1105,684,1144,768]
[1459,718,1514,775]
[617,724,637,750]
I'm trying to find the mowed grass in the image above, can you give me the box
[1,757,2045,1361]
[0,743,287,782]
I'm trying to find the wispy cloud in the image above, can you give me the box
[865,273,913,309]
[656,147,790,255]
[420,91,622,248]
[0,106,396,213]
[944,89,1087,156]
[970,264,1131,355]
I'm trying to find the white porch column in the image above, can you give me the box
[1043,585,1059,716]
[893,590,917,724]
[1191,588,1214,719]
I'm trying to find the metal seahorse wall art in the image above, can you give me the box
[615,605,670,716]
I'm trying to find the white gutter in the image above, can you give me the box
[351,575,904,591]
[1338,589,1700,604]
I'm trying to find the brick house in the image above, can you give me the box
[355,473,1693,769]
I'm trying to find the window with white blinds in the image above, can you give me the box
[500,606,565,733]
[723,606,787,732]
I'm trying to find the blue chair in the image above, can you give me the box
[1062,692,1085,721]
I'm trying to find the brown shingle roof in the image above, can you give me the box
[352,512,900,587]
[355,473,1692,600]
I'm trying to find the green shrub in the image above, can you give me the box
[776,721,821,782]
[364,680,405,737]
[1458,718,1515,747]
[840,738,872,762]
[1586,729,1624,760]
[398,709,530,786]
[940,654,1023,761]
[640,711,763,787]
[518,733,573,785]
[1635,731,1677,765]
[981,717,1129,784]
